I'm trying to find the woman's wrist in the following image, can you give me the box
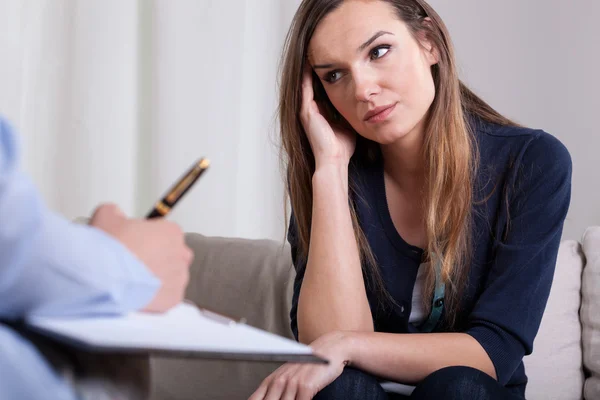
[317,330,360,366]
[314,154,350,172]
[339,331,360,366]
[312,162,349,193]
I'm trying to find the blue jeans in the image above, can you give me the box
[314,366,525,400]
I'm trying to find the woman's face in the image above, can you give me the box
[308,0,438,144]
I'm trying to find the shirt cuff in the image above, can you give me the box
[466,321,526,386]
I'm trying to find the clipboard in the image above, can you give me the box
[23,303,327,364]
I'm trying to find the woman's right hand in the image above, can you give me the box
[300,64,356,169]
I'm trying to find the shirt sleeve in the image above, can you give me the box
[0,117,160,319]
[465,131,572,385]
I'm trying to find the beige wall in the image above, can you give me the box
[429,0,600,240]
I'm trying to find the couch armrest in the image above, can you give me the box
[184,233,295,339]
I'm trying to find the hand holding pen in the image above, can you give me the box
[90,158,210,313]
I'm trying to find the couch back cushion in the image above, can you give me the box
[582,227,600,400]
[524,240,585,399]
[150,234,295,400]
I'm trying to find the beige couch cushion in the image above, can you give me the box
[524,240,585,400]
[582,227,600,400]
[150,234,294,400]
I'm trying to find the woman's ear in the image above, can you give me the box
[418,17,440,66]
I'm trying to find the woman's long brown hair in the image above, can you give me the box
[279,0,517,328]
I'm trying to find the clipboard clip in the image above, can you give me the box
[199,308,247,327]
[184,300,247,326]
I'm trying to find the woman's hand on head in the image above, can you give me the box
[300,64,356,170]
[248,331,353,400]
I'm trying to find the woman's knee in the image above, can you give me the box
[314,367,389,400]
[410,366,504,400]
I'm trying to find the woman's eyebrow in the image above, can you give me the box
[312,30,394,69]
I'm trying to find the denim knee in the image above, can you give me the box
[314,367,389,400]
[410,366,512,400]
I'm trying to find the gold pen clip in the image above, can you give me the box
[165,159,210,204]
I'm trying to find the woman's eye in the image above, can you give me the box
[324,71,343,83]
[370,45,390,60]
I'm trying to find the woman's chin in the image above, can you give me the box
[366,125,413,146]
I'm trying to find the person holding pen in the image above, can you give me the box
[0,115,203,400]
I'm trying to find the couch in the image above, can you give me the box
[150,227,600,400]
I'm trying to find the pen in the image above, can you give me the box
[146,158,210,219]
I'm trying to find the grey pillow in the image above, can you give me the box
[524,240,585,400]
[582,227,600,400]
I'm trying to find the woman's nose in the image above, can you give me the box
[353,70,380,102]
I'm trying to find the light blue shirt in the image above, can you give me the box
[0,117,161,400]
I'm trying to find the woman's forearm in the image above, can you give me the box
[345,331,496,384]
[297,164,373,344]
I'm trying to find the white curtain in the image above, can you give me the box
[0,0,301,240]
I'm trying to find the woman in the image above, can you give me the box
[250,0,571,399]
